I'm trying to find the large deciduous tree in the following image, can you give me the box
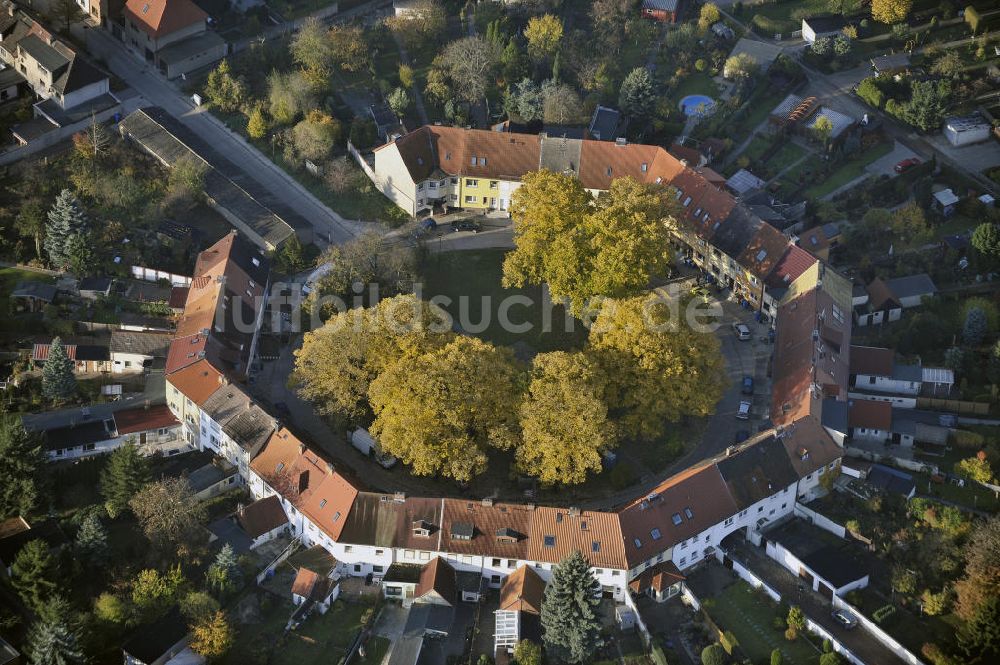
[440,37,501,105]
[517,351,614,485]
[973,223,1000,266]
[503,172,676,315]
[369,337,525,482]
[44,189,88,270]
[524,14,563,63]
[385,0,447,48]
[590,295,726,441]
[291,110,342,162]
[954,516,1000,620]
[294,294,452,423]
[871,0,913,25]
[42,337,76,401]
[190,610,234,660]
[0,419,46,519]
[129,478,206,556]
[100,441,150,518]
[540,550,603,663]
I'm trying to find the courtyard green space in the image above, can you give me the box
[705,581,821,665]
[420,249,588,354]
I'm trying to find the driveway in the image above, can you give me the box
[84,29,362,245]
[865,141,920,178]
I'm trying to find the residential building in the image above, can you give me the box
[119,0,226,79]
[0,2,112,112]
[113,404,185,456]
[849,346,921,396]
[494,565,544,654]
[640,0,678,23]
[235,495,290,548]
[855,274,937,326]
[801,15,847,44]
[943,113,991,147]
[10,280,56,312]
[32,340,111,374]
[110,330,172,373]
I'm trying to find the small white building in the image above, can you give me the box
[933,188,960,217]
[944,114,992,147]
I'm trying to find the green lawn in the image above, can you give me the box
[420,249,588,354]
[357,635,390,665]
[706,582,821,665]
[673,71,720,100]
[766,142,808,173]
[0,266,54,297]
[739,0,841,36]
[913,472,1000,513]
[803,142,894,200]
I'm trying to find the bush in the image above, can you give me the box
[856,78,885,108]
[951,429,986,449]
[872,604,896,624]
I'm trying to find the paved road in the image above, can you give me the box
[85,29,362,245]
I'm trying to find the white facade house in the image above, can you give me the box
[944,114,991,147]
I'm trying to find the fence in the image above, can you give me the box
[130,266,192,287]
[805,617,863,665]
[346,139,376,181]
[916,397,990,415]
[730,559,781,603]
[831,595,926,665]
[793,502,847,538]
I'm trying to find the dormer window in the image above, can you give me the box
[319,499,327,508]
[450,522,474,540]
[412,520,433,537]
[496,527,519,543]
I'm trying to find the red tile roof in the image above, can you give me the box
[526,507,626,570]
[237,495,289,539]
[628,560,685,594]
[766,245,817,289]
[416,556,456,604]
[849,346,894,377]
[849,400,892,430]
[167,359,224,406]
[124,0,207,39]
[168,286,189,310]
[499,565,545,614]
[291,567,320,598]
[113,405,179,435]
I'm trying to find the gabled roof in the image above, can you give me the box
[527,507,626,571]
[618,462,736,567]
[885,274,937,300]
[114,404,178,435]
[849,345,894,377]
[499,565,545,614]
[415,556,456,605]
[109,330,171,357]
[291,567,321,598]
[866,277,901,311]
[716,436,799,509]
[440,499,532,560]
[124,0,207,39]
[238,495,288,539]
[628,559,685,594]
[166,359,225,406]
[766,246,817,290]
[848,400,892,431]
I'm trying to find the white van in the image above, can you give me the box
[350,428,398,469]
[732,322,752,341]
[736,401,752,420]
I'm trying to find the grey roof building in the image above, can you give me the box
[118,107,312,251]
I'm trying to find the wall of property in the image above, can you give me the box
[730,558,781,603]
[830,595,925,665]
[793,502,846,538]
[59,77,110,110]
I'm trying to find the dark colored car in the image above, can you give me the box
[832,609,858,630]
[894,157,921,174]
[742,376,754,395]
[451,220,482,233]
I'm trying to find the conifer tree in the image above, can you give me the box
[12,539,59,611]
[100,441,150,518]
[540,550,603,663]
[206,543,241,595]
[44,189,88,269]
[0,419,46,519]
[42,337,76,402]
[26,596,85,665]
[74,512,109,564]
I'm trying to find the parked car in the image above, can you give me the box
[894,157,921,174]
[736,401,752,420]
[832,609,858,630]
[351,428,398,469]
[732,322,751,341]
[450,220,482,233]
[742,376,754,395]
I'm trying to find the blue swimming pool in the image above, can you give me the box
[679,94,717,117]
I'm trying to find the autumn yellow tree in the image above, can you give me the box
[524,14,563,63]
[368,337,525,482]
[590,295,726,440]
[889,202,932,246]
[871,0,913,25]
[698,3,721,31]
[517,351,615,485]
[190,610,233,660]
[293,295,453,424]
[503,171,676,316]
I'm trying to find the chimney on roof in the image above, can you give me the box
[525,503,535,511]
[615,138,627,147]
[325,461,334,474]
[481,497,493,507]
[680,159,688,168]
[569,507,580,517]
[393,492,406,503]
